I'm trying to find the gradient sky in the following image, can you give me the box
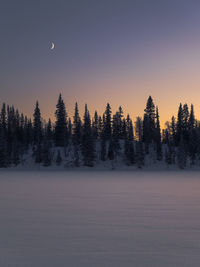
[1,0,200,126]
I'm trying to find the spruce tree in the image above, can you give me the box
[55,93,68,147]
[176,103,183,145]
[72,102,81,145]
[155,106,162,160]
[103,103,112,140]
[189,104,195,131]
[0,122,7,168]
[92,111,99,139]
[81,104,95,167]
[143,96,156,153]
[33,101,42,145]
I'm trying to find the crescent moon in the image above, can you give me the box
[51,42,55,50]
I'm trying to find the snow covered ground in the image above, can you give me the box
[0,171,200,267]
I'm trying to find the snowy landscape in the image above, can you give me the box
[1,171,200,267]
[0,95,200,170]
[2,1,200,266]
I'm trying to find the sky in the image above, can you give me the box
[1,0,200,126]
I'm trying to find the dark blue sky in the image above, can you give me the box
[1,0,200,123]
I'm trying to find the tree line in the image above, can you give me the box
[0,94,199,169]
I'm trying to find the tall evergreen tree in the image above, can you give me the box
[176,103,183,145]
[72,102,81,145]
[103,103,112,140]
[143,96,156,153]
[81,104,95,167]
[55,94,68,147]
[33,101,42,145]
[0,122,7,167]
[92,111,99,139]
[155,106,162,160]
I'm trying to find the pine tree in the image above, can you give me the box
[92,111,99,139]
[33,101,42,145]
[112,112,120,152]
[135,117,144,168]
[176,103,183,145]
[189,104,195,131]
[135,117,143,142]
[72,102,81,145]
[103,103,112,140]
[46,119,52,141]
[1,103,7,134]
[0,122,7,168]
[81,104,95,167]
[68,118,72,139]
[143,96,156,153]
[182,103,189,142]
[55,94,68,147]
[155,106,162,160]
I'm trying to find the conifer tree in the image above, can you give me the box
[189,104,195,131]
[33,101,42,145]
[33,101,42,163]
[73,102,81,145]
[81,104,95,167]
[68,118,72,139]
[176,103,183,145]
[143,96,156,153]
[0,122,7,168]
[135,117,144,168]
[103,103,112,140]
[55,94,67,147]
[92,111,99,139]
[155,106,162,160]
